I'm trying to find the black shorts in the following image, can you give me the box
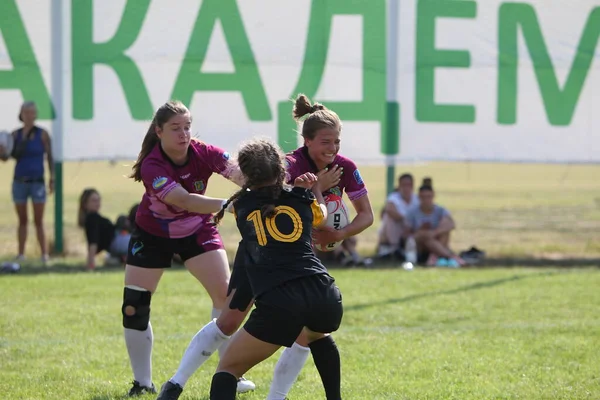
[126,225,224,269]
[227,244,254,312]
[243,273,343,347]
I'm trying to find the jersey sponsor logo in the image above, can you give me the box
[194,180,205,192]
[131,241,144,256]
[326,186,342,197]
[152,176,168,189]
[180,173,191,179]
[353,169,364,185]
[222,151,230,160]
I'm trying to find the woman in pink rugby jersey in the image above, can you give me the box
[265,94,375,400]
[120,100,255,397]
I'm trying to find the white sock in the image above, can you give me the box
[267,342,311,400]
[170,318,230,388]
[211,308,232,360]
[124,323,154,388]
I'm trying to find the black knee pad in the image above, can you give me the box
[122,287,152,331]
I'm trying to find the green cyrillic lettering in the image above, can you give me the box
[415,0,476,123]
[72,0,153,120]
[498,4,600,125]
[171,0,270,121]
[0,0,53,119]
[277,0,390,153]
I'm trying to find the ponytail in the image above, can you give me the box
[130,121,159,181]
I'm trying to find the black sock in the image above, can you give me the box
[209,372,237,400]
[309,335,341,400]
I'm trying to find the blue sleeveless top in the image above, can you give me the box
[14,127,45,180]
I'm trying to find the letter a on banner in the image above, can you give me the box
[171,0,271,121]
[72,0,153,120]
[277,0,395,155]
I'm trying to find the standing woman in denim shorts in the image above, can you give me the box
[0,101,54,264]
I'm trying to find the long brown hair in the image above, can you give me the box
[78,188,99,228]
[130,100,190,181]
[213,138,286,224]
[292,94,342,140]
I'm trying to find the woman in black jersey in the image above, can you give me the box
[208,138,344,400]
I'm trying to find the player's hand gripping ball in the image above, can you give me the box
[313,194,350,252]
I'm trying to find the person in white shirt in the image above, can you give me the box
[377,173,419,256]
[406,184,464,267]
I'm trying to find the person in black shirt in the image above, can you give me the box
[208,138,344,400]
[78,188,131,270]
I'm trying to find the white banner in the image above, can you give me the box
[0,0,598,163]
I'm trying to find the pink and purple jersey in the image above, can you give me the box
[135,140,232,238]
[285,146,368,202]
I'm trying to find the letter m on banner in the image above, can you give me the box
[277,0,391,154]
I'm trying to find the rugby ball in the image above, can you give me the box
[0,131,13,160]
[314,193,350,252]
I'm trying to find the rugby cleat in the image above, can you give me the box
[128,380,157,397]
[156,381,183,400]
[237,376,256,393]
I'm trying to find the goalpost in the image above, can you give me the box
[386,0,400,195]
[51,0,64,253]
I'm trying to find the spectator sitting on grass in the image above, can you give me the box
[406,184,464,267]
[78,188,132,270]
[377,173,419,257]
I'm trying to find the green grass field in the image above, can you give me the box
[1,268,599,399]
[1,161,599,399]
